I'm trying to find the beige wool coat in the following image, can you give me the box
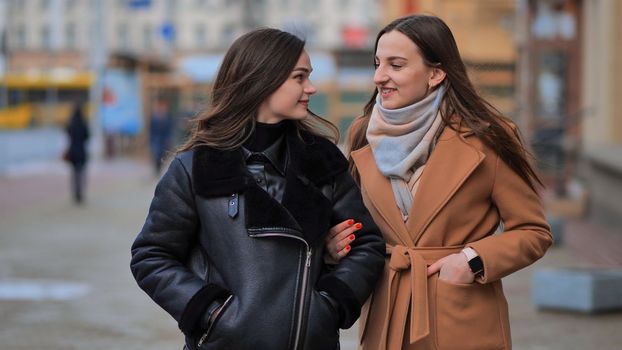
[350,122,553,350]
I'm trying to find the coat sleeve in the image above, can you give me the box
[468,154,553,283]
[316,169,386,329]
[130,156,229,335]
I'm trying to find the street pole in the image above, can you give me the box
[48,0,62,125]
[0,0,8,109]
[0,0,7,174]
[88,0,106,158]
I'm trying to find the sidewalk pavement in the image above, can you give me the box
[0,158,621,350]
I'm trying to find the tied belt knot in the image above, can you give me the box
[378,244,463,349]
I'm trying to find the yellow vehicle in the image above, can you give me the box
[0,71,93,129]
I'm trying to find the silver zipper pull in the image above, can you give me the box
[306,249,312,267]
[228,193,239,218]
[197,331,209,348]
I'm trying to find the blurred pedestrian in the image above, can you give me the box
[130,28,385,350]
[65,102,90,204]
[325,15,553,350]
[149,97,173,175]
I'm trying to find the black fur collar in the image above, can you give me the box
[191,125,348,243]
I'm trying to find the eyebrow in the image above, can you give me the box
[374,56,407,61]
[292,67,313,73]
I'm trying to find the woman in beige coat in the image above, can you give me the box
[325,15,553,350]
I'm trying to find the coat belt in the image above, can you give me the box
[378,244,464,349]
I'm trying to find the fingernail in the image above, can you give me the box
[345,245,351,251]
[354,223,363,229]
[349,234,355,241]
[347,219,355,226]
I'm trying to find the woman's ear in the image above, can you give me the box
[428,67,446,89]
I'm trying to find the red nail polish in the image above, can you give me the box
[345,245,351,251]
[347,219,355,226]
[349,234,355,240]
[354,223,363,229]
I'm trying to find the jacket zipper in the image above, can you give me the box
[196,294,234,348]
[248,230,312,350]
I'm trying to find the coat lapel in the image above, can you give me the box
[406,127,485,244]
[351,145,412,246]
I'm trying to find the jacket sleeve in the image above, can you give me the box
[468,154,553,283]
[317,169,386,329]
[130,156,229,335]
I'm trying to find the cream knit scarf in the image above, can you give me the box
[366,85,445,220]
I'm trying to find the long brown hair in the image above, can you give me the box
[179,28,338,152]
[348,15,542,190]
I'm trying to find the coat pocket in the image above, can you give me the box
[435,278,504,350]
[303,290,340,350]
[196,295,234,349]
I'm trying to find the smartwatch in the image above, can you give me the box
[462,247,484,277]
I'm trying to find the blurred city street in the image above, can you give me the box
[1,158,621,350]
[1,0,622,349]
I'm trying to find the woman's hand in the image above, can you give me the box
[323,219,362,265]
[427,252,475,284]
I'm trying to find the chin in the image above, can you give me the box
[288,111,309,120]
[381,99,408,110]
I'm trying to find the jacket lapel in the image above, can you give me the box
[351,145,412,246]
[406,127,485,244]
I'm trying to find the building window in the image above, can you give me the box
[13,25,27,49]
[65,23,76,50]
[195,23,207,48]
[165,0,176,13]
[66,0,77,10]
[143,23,153,50]
[118,22,130,51]
[41,25,51,50]
[10,0,26,14]
[221,24,235,47]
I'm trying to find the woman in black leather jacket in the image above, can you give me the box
[130,28,385,350]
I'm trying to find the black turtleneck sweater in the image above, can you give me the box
[242,121,289,202]
[243,121,288,152]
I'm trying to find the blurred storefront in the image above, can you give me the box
[515,0,622,232]
[579,0,622,230]
[516,0,582,198]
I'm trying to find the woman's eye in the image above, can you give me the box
[294,75,304,81]
[373,63,379,69]
[391,64,403,69]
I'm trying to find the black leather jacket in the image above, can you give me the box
[130,129,385,350]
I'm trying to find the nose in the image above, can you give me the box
[373,65,388,85]
[305,80,317,95]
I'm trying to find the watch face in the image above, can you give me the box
[468,256,484,275]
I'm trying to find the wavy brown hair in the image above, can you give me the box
[348,15,542,190]
[179,28,338,152]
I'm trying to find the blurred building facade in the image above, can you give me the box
[3,0,621,227]
[4,0,379,66]
[579,0,622,229]
[516,0,621,231]
[1,0,380,125]
[382,0,518,116]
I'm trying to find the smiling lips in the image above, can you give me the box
[379,87,397,98]
[299,100,309,107]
